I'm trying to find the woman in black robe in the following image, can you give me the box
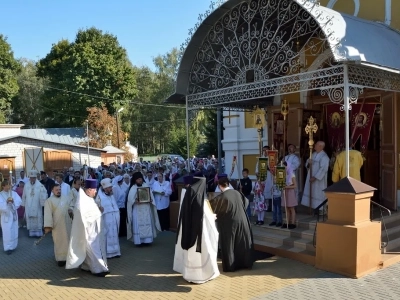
[209,177,254,272]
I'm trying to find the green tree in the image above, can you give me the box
[197,109,223,158]
[37,27,137,127]
[0,35,20,123]
[11,59,47,127]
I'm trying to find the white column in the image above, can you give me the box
[185,96,190,165]
[343,64,350,177]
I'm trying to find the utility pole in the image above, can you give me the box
[116,107,124,149]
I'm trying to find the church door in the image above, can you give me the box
[380,93,397,210]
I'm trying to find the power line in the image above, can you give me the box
[36,102,186,124]
[44,86,184,109]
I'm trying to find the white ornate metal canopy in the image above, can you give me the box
[166,0,400,112]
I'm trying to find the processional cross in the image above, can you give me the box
[304,116,318,215]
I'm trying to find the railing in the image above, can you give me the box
[312,199,392,249]
[370,201,391,250]
[312,199,328,248]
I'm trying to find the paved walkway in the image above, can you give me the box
[1,229,400,299]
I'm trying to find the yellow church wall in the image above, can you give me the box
[392,1,400,30]
[319,0,399,31]
[244,112,254,128]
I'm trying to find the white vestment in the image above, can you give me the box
[302,151,330,209]
[22,180,48,237]
[0,191,22,251]
[126,183,161,245]
[66,189,108,274]
[96,190,121,258]
[173,189,220,284]
[44,195,72,261]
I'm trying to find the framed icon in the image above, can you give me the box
[137,187,151,203]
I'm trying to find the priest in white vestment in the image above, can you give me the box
[173,175,220,284]
[22,170,48,237]
[44,183,73,266]
[66,179,109,277]
[113,175,128,237]
[0,180,22,254]
[301,141,330,211]
[126,172,161,245]
[97,178,121,258]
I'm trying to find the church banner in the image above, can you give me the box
[351,104,376,153]
[326,104,345,151]
[325,103,376,152]
[267,150,278,175]
[258,158,268,181]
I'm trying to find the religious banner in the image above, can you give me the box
[258,157,268,181]
[273,113,285,157]
[351,104,377,153]
[325,104,345,151]
[229,155,237,178]
[275,166,286,189]
[267,150,278,175]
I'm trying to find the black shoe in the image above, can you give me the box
[255,221,260,225]
[6,250,12,255]
[269,222,276,226]
[57,261,66,267]
[276,223,282,227]
[288,224,297,229]
[281,223,288,228]
[259,221,264,225]
[93,271,110,277]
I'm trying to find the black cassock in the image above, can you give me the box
[210,189,254,272]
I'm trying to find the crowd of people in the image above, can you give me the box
[0,155,254,282]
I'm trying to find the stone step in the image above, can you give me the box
[252,224,315,241]
[250,215,317,231]
[253,238,315,266]
[384,236,400,253]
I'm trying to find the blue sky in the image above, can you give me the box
[0,0,212,68]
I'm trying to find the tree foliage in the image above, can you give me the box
[85,105,125,149]
[37,27,137,127]
[0,35,20,123]
[11,59,47,126]
[121,48,201,157]
[197,110,222,157]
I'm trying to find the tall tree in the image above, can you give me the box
[37,27,137,127]
[85,105,125,149]
[0,35,20,123]
[11,59,47,127]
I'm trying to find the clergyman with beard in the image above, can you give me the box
[44,183,73,267]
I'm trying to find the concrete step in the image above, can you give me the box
[253,238,315,266]
[384,236,400,253]
[254,234,315,253]
[252,224,315,241]
[250,215,317,231]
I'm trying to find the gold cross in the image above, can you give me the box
[305,116,318,158]
[223,109,240,124]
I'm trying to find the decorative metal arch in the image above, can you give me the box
[174,0,400,113]
[188,0,332,95]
